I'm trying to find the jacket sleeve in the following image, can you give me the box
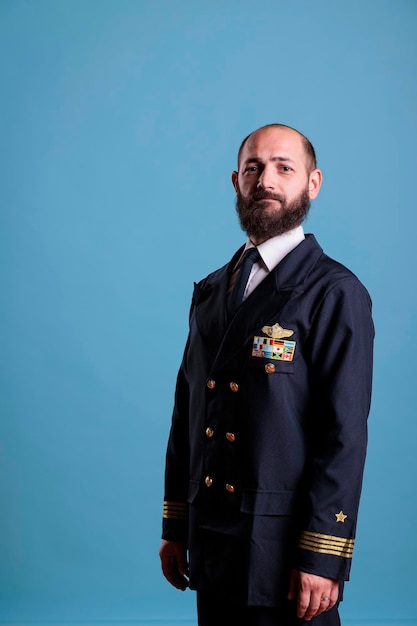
[161,296,195,544]
[161,349,190,542]
[294,276,374,581]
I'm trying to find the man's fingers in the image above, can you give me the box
[293,570,339,620]
[159,540,189,591]
[178,555,189,576]
[296,588,315,620]
[298,592,331,620]
[162,556,189,590]
[328,586,339,610]
[319,595,332,613]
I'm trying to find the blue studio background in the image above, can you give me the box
[1,1,416,624]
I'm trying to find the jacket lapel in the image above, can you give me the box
[194,235,323,372]
[191,246,244,354]
[210,271,294,374]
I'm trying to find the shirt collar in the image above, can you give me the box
[242,226,305,272]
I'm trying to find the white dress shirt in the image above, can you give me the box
[234,226,305,301]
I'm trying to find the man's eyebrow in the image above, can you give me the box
[242,156,296,166]
[271,156,296,164]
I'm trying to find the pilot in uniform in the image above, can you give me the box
[159,124,374,626]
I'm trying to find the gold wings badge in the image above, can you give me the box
[262,322,294,339]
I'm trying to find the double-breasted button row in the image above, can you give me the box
[204,476,235,493]
[206,379,240,392]
[205,428,236,442]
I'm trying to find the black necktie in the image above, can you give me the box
[228,247,260,316]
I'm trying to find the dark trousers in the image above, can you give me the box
[197,590,341,626]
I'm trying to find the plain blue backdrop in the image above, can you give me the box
[1,0,416,624]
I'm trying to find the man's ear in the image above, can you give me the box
[231,170,239,193]
[308,169,322,200]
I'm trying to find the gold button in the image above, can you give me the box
[205,427,214,438]
[225,483,235,493]
[207,379,216,389]
[265,363,276,374]
[229,382,239,392]
[225,432,236,442]
[205,476,213,487]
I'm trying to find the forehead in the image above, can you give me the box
[239,127,306,165]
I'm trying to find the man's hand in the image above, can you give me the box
[288,569,339,620]
[159,539,189,591]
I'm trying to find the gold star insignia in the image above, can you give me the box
[335,511,347,523]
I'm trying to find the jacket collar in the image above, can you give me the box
[192,234,323,372]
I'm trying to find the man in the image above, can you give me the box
[159,123,374,625]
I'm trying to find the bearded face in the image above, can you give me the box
[235,186,311,241]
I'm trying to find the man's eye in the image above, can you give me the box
[280,166,292,172]
[245,166,259,173]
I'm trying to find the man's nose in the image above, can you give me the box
[257,166,275,190]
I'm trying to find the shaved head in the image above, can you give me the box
[237,123,317,173]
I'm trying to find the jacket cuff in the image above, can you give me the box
[162,500,188,542]
[295,529,354,580]
[163,500,188,521]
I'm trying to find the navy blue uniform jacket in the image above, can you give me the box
[162,234,374,606]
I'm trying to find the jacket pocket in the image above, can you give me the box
[241,489,298,516]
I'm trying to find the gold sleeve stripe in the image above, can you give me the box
[299,530,355,558]
[163,501,188,520]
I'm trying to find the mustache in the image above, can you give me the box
[251,190,285,203]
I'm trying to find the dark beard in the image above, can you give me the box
[235,187,311,240]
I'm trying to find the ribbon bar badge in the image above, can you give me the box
[252,336,296,361]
